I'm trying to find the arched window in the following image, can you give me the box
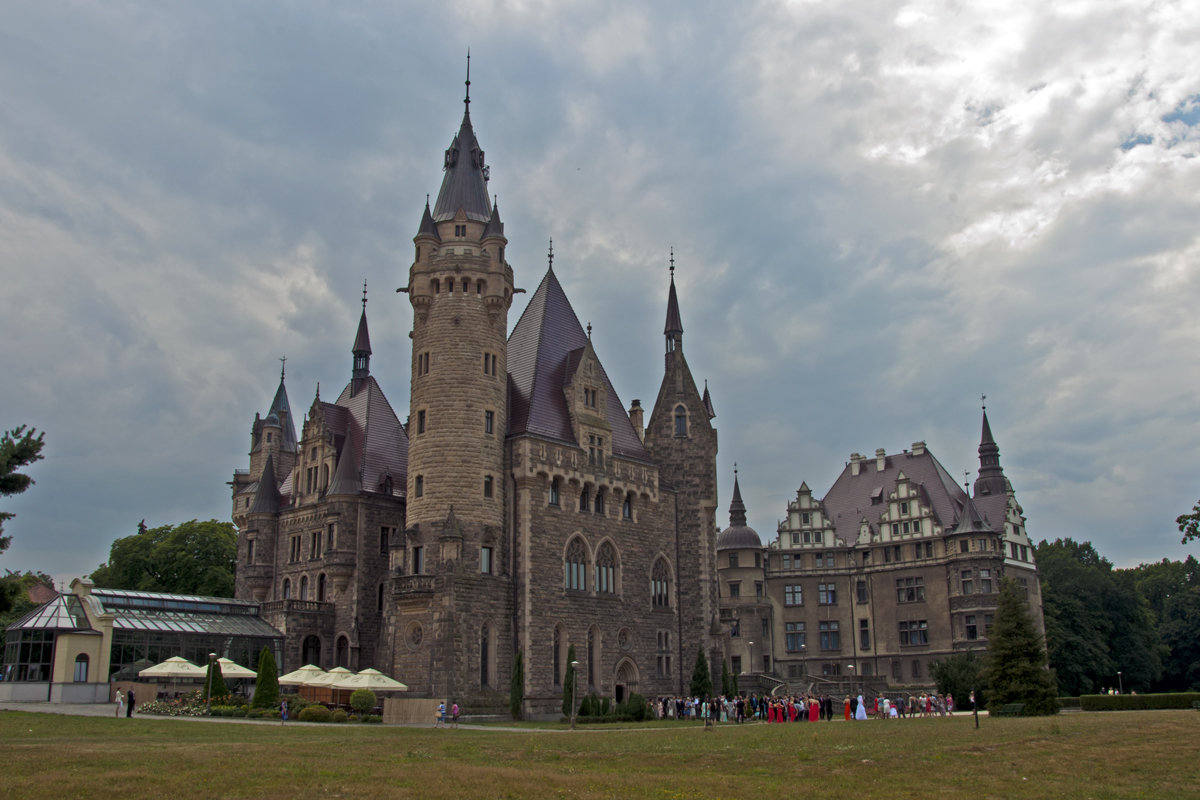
[282,578,291,599]
[622,492,633,520]
[674,405,688,437]
[336,635,350,668]
[73,654,89,683]
[652,558,671,608]
[579,488,590,513]
[303,635,321,666]
[317,573,327,602]
[594,489,605,515]
[300,575,309,601]
[565,538,587,591]
[595,541,616,594]
[432,278,440,293]
[549,478,561,507]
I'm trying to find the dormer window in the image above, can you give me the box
[584,388,598,408]
[455,224,466,238]
[588,435,604,467]
[674,405,688,437]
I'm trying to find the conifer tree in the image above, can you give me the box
[721,659,732,697]
[509,648,524,720]
[690,646,713,698]
[561,644,577,717]
[0,426,44,555]
[985,577,1059,715]
[203,656,230,702]
[251,646,280,708]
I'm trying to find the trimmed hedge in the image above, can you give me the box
[1079,692,1200,711]
[298,705,333,723]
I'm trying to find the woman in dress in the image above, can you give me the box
[854,694,868,721]
[115,689,124,718]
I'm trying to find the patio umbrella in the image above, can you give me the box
[216,657,257,679]
[277,664,326,686]
[333,668,408,692]
[138,656,206,680]
[305,667,354,705]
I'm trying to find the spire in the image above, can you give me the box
[432,65,492,224]
[417,195,441,241]
[249,454,282,514]
[702,379,716,420]
[728,465,747,527]
[352,282,372,394]
[974,398,1008,497]
[664,249,683,354]
[265,361,299,454]
[481,196,504,239]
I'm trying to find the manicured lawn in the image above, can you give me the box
[2,710,1197,799]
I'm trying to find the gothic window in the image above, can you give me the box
[651,558,671,608]
[565,538,587,591]
[549,478,560,507]
[483,475,493,498]
[299,575,309,601]
[674,405,688,437]
[282,578,291,599]
[622,492,633,519]
[579,489,590,513]
[317,573,327,602]
[595,542,616,594]
[336,635,349,668]
[594,488,605,515]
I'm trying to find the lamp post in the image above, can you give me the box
[1117,671,1123,695]
[205,652,217,715]
[569,660,580,730]
[847,664,855,700]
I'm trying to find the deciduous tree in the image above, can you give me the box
[90,519,236,597]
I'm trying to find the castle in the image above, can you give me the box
[230,77,1045,710]
[231,77,721,714]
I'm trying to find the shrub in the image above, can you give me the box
[619,692,648,721]
[1079,692,1200,711]
[298,705,333,723]
[362,714,382,724]
[330,709,349,723]
[350,688,377,714]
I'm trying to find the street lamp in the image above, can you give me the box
[1117,671,1123,694]
[847,664,855,699]
[205,652,217,715]
[569,660,580,730]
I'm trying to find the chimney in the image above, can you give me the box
[876,448,887,471]
[850,453,864,476]
[629,399,644,442]
[911,441,926,456]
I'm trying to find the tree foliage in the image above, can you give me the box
[509,648,524,720]
[1127,556,1200,691]
[90,519,237,596]
[0,570,53,653]
[0,426,45,555]
[561,644,577,717]
[251,647,279,709]
[350,688,377,714]
[1176,500,1200,544]
[1036,538,1163,695]
[202,657,230,702]
[690,646,713,699]
[984,577,1059,715]
[930,651,984,709]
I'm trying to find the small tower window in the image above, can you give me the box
[462,278,469,293]
[674,405,688,437]
[485,410,494,434]
[549,478,561,507]
[417,410,426,434]
[455,224,466,237]
[483,475,494,498]
[415,475,424,498]
[622,493,633,519]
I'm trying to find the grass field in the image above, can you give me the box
[2,710,1197,799]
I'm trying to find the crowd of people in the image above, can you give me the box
[652,691,958,724]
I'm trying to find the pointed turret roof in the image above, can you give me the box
[432,72,492,224]
[664,270,683,338]
[255,365,299,455]
[717,469,762,550]
[481,197,505,239]
[702,380,716,419]
[353,305,372,358]
[507,267,650,461]
[417,196,441,240]
[950,493,994,535]
[249,455,283,514]
[974,407,1008,498]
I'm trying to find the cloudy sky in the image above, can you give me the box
[2,1,1198,584]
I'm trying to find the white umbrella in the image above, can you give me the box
[217,657,257,679]
[139,656,206,680]
[334,668,408,692]
[303,666,354,687]
[278,664,327,686]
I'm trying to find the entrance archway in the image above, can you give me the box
[614,658,639,704]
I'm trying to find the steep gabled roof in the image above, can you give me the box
[333,375,408,495]
[249,455,283,514]
[821,448,969,546]
[507,268,650,461]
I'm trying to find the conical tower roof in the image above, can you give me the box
[432,68,492,224]
[717,470,762,550]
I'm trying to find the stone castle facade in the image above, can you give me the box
[715,414,1044,693]
[231,80,721,714]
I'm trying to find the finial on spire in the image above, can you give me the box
[964,471,970,491]
[548,237,554,270]
[669,247,675,280]
[279,356,287,380]
[464,49,471,111]
[362,279,368,309]
[587,322,592,341]
[315,382,321,401]
[981,393,987,411]
[734,461,738,476]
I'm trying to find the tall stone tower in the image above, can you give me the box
[393,70,515,701]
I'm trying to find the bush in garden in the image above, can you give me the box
[330,709,348,723]
[350,688,377,714]
[298,705,333,723]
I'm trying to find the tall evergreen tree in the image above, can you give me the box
[985,577,1059,715]
[251,647,280,709]
[561,644,577,717]
[690,646,713,698]
[510,649,524,720]
[721,659,732,697]
[0,425,45,555]
[203,656,230,702]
